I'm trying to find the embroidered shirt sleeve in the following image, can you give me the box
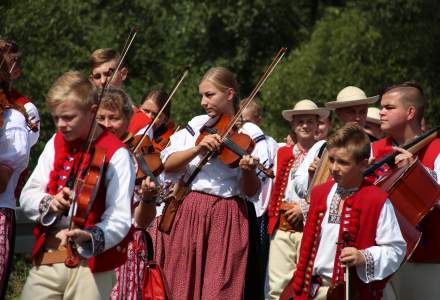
[359,249,375,283]
[76,226,105,258]
[38,195,58,226]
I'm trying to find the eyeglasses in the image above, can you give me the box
[90,68,115,80]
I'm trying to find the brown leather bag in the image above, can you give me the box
[279,202,303,232]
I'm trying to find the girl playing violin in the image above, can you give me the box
[19,71,135,300]
[95,88,159,299]
[160,67,264,299]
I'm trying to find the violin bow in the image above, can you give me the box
[363,125,440,176]
[184,47,287,185]
[132,65,190,154]
[68,27,138,223]
[221,47,287,139]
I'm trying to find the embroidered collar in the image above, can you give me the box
[335,185,358,199]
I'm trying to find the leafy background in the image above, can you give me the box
[2,0,440,297]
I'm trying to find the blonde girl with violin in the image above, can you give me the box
[160,67,267,299]
[0,40,32,299]
[19,71,135,300]
[95,88,160,299]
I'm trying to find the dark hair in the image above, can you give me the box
[381,81,425,122]
[327,123,370,163]
[142,89,170,118]
[100,88,133,121]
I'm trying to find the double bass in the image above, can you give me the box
[364,126,440,261]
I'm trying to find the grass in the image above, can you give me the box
[5,254,32,300]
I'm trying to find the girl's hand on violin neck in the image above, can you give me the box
[50,187,72,214]
[196,133,222,154]
[239,155,258,172]
[339,247,365,267]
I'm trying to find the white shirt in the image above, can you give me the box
[161,115,265,198]
[245,127,278,217]
[293,140,327,199]
[313,183,406,283]
[20,134,135,256]
[24,102,40,147]
[0,109,31,209]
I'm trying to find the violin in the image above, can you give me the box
[124,66,190,185]
[159,47,287,234]
[152,121,178,151]
[65,147,106,268]
[197,114,274,178]
[64,28,138,267]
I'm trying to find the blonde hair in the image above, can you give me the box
[46,71,97,110]
[200,67,240,112]
[89,48,120,69]
[327,123,370,163]
[100,88,133,120]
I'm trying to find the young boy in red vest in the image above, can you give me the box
[371,82,440,300]
[267,99,328,298]
[19,71,135,299]
[285,124,406,300]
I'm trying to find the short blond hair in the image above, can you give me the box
[100,88,133,120]
[46,71,97,110]
[327,123,370,163]
[89,48,120,69]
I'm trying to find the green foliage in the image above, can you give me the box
[5,254,32,300]
[261,0,440,139]
[1,0,440,161]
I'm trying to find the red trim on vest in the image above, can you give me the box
[32,130,132,272]
[292,181,388,300]
[10,88,32,105]
[127,110,152,136]
[267,145,295,235]
[372,136,440,262]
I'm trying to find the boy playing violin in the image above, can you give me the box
[19,71,135,300]
[284,124,406,300]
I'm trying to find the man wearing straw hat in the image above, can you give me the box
[365,107,383,140]
[292,86,379,200]
[267,99,329,299]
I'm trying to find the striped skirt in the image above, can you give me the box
[160,191,249,300]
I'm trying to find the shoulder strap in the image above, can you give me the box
[140,230,155,262]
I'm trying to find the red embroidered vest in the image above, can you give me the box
[267,145,294,235]
[32,130,132,272]
[371,136,440,263]
[291,181,388,300]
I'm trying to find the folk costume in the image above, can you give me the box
[159,114,266,300]
[0,108,30,298]
[20,130,135,300]
[291,181,406,300]
[372,136,440,300]
[266,143,307,299]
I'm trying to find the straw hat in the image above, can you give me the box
[366,107,381,125]
[325,86,379,109]
[282,99,330,122]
